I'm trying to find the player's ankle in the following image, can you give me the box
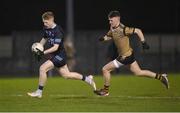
[103,85,109,91]
[155,73,163,80]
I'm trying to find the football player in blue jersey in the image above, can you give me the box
[27,11,96,98]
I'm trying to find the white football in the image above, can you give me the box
[31,42,44,52]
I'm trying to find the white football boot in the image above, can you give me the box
[27,90,42,98]
[161,74,169,89]
[87,75,97,91]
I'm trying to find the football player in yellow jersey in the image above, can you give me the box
[94,11,169,96]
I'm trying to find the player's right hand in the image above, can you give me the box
[36,48,44,56]
[98,37,104,41]
[33,49,44,62]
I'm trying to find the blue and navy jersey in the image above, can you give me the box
[43,25,65,55]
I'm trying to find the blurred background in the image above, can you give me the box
[0,0,180,76]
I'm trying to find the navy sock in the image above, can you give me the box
[82,75,86,81]
[38,85,44,90]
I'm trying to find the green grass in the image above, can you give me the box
[0,74,180,112]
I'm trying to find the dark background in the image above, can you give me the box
[0,0,180,75]
[0,0,179,34]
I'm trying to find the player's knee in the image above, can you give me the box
[102,67,111,74]
[61,72,71,79]
[39,65,47,73]
[133,70,143,76]
[102,67,108,73]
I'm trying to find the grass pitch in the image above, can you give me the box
[0,74,180,112]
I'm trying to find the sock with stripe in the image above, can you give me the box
[155,73,163,80]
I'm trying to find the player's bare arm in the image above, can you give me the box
[134,28,150,50]
[40,38,47,46]
[44,44,59,55]
[134,28,145,42]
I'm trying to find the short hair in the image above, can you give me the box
[42,11,54,20]
[108,10,120,18]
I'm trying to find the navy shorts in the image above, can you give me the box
[50,51,67,68]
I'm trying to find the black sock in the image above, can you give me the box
[104,85,109,90]
[82,75,86,81]
[155,73,162,80]
[38,85,44,90]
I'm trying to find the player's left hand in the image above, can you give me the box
[141,41,150,50]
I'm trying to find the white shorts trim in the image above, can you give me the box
[113,59,124,68]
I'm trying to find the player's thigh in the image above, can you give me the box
[57,64,70,76]
[127,61,141,73]
[40,60,54,72]
[103,61,117,72]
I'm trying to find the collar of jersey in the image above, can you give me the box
[51,24,56,29]
[112,24,120,29]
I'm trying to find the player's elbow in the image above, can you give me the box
[53,45,59,51]
[54,47,58,51]
[134,28,142,34]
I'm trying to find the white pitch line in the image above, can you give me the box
[8,94,180,99]
[10,94,23,97]
[109,95,180,99]
[49,94,86,97]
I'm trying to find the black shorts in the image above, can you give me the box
[50,51,67,68]
[116,53,135,65]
